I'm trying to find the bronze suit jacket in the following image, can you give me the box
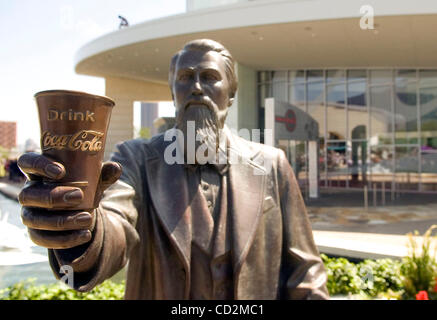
[48,127,329,300]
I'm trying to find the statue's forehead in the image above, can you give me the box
[176,50,224,71]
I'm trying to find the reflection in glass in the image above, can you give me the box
[419,70,437,87]
[307,70,323,82]
[258,71,273,83]
[420,87,437,148]
[369,146,393,188]
[327,70,345,83]
[289,70,305,83]
[326,141,347,187]
[395,70,416,83]
[289,83,305,110]
[272,81,287,102]
[348,140,367,187]
[272,71,287,82]
[258,83,271,108]
[395,81,418,144]
[327,84,346,139]
[370,70,392,84]
[421,149,437,191]
[395,146,419,191]
[347,69,366,81]
[307,81,324,134]
[348,81,367,142]
[256,68,437,193]
[278,140,307,185]
[370,85,393,146]
[347,81,366,106]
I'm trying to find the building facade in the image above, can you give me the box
[0,121,17,149]
[74,0,437,193]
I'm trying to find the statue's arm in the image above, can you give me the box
[277,150,330,300]
[48,140,143,292]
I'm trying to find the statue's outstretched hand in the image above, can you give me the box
[17,152,121,249]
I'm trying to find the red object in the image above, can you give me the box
[434,279,437,293]
[416,291,429,300]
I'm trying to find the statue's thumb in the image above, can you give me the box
[99,161,122,190]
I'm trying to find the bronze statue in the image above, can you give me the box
[18,39,329,299]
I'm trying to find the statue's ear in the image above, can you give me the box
[228,97,234,107]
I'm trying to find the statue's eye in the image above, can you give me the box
[178,74,192,81]
[203,73,219,81]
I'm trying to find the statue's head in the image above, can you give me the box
[169,39,238,129]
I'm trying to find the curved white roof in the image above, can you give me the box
[75,0,437,83]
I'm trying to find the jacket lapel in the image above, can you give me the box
[144,132,192,279]
[227,133,267,278]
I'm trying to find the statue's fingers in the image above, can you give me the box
[100,161,122,187]
[18,152,65,180]
[21,207,93,231]
[27,228,92,249]
[18,184,83,209]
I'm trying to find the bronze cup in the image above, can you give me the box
[35,89,115,211]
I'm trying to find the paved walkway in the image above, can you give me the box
[1,181,436,261]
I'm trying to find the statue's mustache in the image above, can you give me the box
[184,99,214,112]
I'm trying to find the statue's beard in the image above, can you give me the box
[176,104,227,164]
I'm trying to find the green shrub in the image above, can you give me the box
[400,225,437,300]
[321,254,403,298]
[0,278,125,300]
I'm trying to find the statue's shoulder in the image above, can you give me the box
[115,133,166,160]
[229,132,283,160]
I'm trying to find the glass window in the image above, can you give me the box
[326,141,348,187]
[419,70,437,87]
[327,83,346,105]
[272,71,288,82]
[369,145,394,188]
[327,84,346,139]
[370,70,392,85]
[257,71,273,84]
[370,85,393,146]
[395,146,419,191]
[307,70,323,82]
[347,69,366,81]
[347,81,367,107]
[396,69,416,84]
[348,140,368,188]
[327,70,345,83]
[289,83,305,110]
[395,81,418,144]
[420,86,437,149]
[272,81,287,103]
[348,81,367,141]
[307,82,323,102]
[258,83,272,109]
[307,81,324,131]
[289,70,305,83]
[420,149,437,191]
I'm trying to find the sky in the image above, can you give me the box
[0,0,185,148]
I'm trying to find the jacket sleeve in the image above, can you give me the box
[277,150,329,300]
[47,140,143,292]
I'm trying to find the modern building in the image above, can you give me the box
[74,0,437,194]
[0,121,17,149]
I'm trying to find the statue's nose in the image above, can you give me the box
[191,76,202,96]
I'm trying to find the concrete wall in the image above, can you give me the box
[104,76,171,159]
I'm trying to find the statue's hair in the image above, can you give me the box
[168,39,238,99]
